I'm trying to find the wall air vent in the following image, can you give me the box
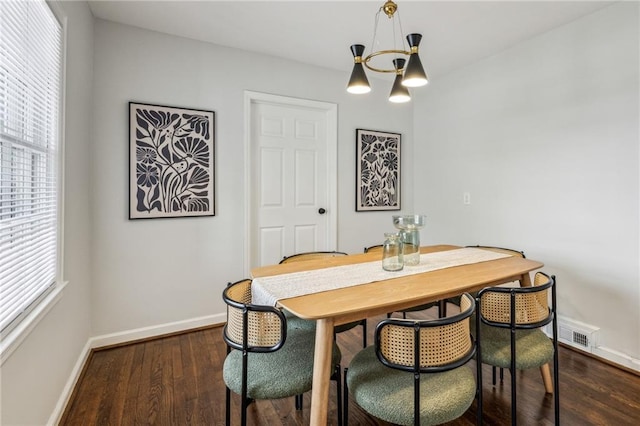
[572,331,589,348]
[547,316,599,353]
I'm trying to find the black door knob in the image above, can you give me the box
[318,208,326,214]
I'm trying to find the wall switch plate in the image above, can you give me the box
[463,192,471,205]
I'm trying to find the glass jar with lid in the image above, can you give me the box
[382,232,404,271]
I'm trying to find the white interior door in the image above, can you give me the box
[245,92,337,270]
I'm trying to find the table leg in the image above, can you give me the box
[519,272,532,287]
[310,318,334,426]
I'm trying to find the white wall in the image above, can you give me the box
[4,3,638,424]
[0,1,95,424]
[413,2,639,366]
[90,19,414,337]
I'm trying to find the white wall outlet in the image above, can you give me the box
[463,192,471,205]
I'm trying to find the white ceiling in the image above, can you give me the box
[88,0,615,80]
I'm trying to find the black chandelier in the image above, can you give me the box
[347,0,429,103]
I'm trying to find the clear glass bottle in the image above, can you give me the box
[382,232,404,271]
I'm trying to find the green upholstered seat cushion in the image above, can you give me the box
[347,347,476,426]
[223,327,341,400]
[472,319,554,370]
[284,309,316,331]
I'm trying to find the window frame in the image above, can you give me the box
[0,0,67,364]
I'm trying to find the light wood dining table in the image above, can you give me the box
[250,244,544,426]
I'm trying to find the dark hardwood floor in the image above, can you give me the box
[60,308,640,425]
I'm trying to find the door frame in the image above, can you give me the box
[243,91,338,274]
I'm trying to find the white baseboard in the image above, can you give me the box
[544,316,639,374]
[47,313,226,424]
[47,339,92,426]
[90,313,226,349]
[592,346,640,373]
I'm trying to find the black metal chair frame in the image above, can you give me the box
[222,280,343,426]
[363,244,382,253]
[344,293,483,426]
[466,244,526,259]
[279,250,349,264]
[476,273,559,426]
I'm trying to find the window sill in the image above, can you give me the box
[0,281,68,365]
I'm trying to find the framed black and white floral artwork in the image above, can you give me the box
[356,129,401,211]
[129,102,215,219]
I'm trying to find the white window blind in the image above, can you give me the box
[0,0,62,335]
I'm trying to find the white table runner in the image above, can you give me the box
[251,247,510,306]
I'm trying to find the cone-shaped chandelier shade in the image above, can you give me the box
[389,58,411,103]
[402,33,429,88]
[347,44,371,94]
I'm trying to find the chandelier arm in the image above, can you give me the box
[364,49,410,73]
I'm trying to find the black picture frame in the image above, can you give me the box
[355,128,401,211]
[129,102,215,219]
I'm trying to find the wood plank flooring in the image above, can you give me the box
[60,309,640,425]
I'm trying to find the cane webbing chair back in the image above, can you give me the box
[344,293,481,426]
[379,294,474,369]
[477,272,554,330]
[479,272,549,326]
[224,279,284,349]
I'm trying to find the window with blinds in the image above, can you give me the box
[0,0,62,336]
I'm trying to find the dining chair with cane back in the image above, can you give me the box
[364,245,443,319]
[344,293,482,426]
[442,245,527,384]
[222,279,343,426]
[475,272,559,425]
[280,251,368,347]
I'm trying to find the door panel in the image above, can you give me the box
[294,225,317,254]
[260,148,283,206]
[260,227,284,266]
[295,150,316,206]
